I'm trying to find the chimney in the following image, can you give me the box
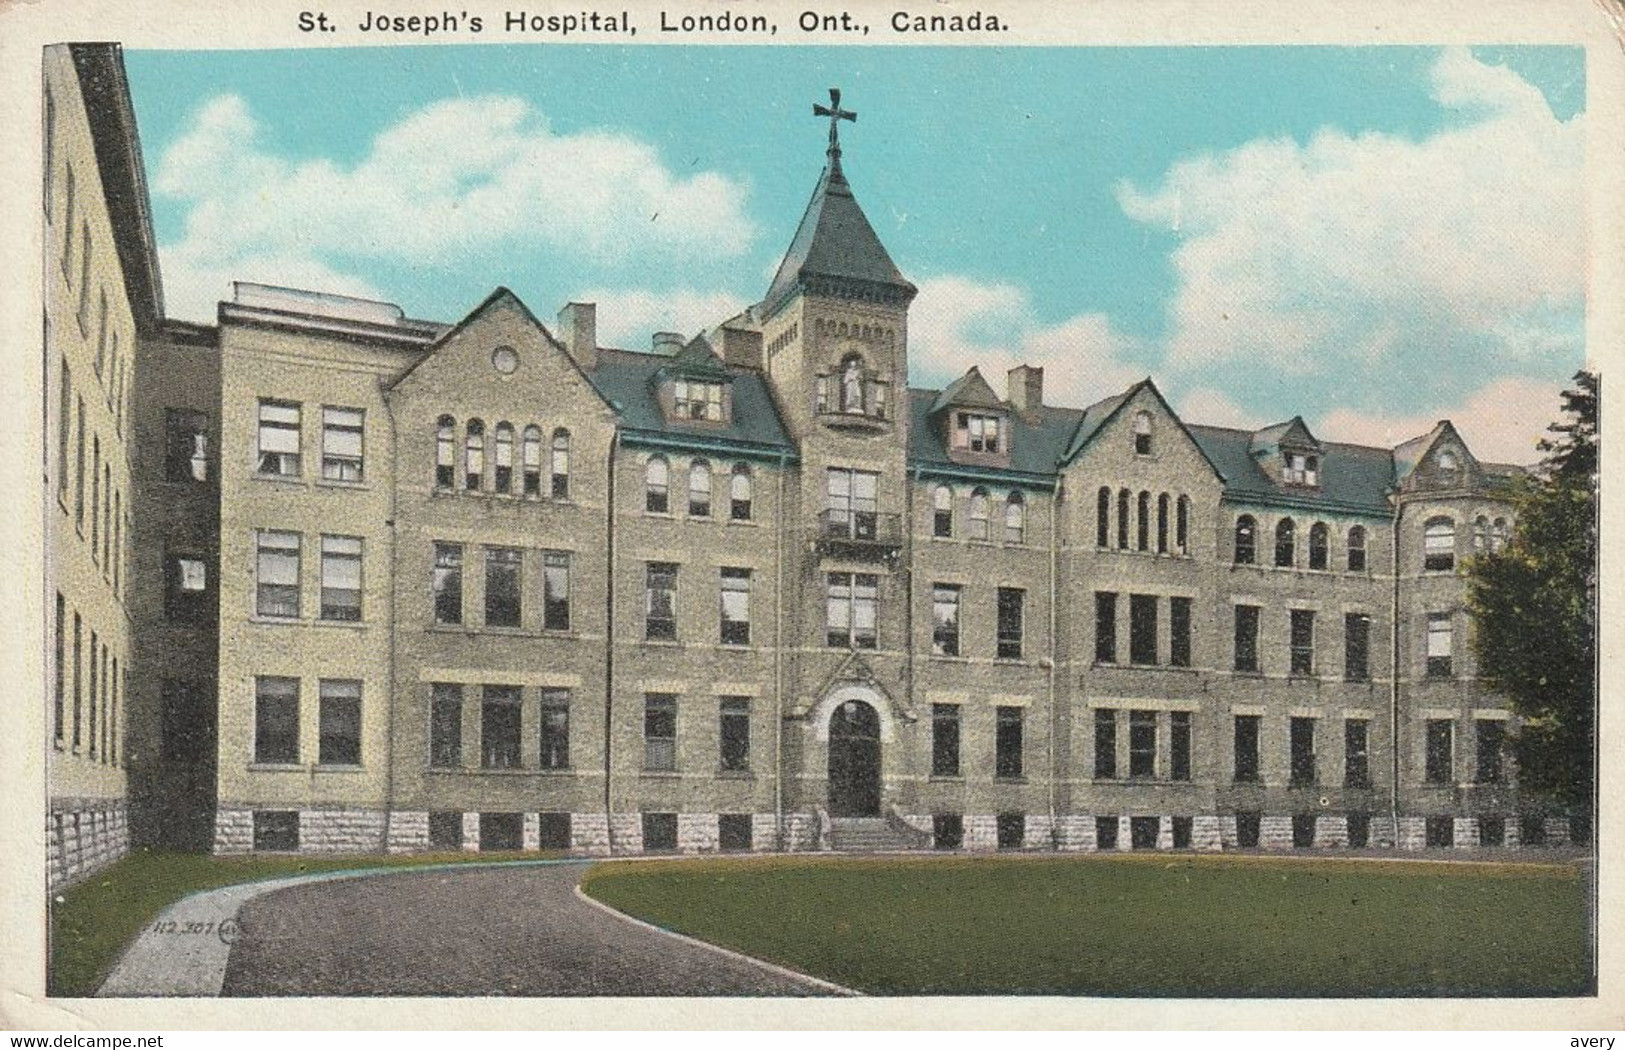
[1008,364,1044,418]
[557,302,597,370]
[718,326,764,370]
[652,331,685,355]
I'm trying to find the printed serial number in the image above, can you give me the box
[150,920,216,935]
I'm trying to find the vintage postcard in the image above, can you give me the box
[0,0,1619,1033]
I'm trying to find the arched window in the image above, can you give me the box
[968,487,990,541]
[1438,450,1458,479]
[934,485,954,538]
[645,455,669,514]
[1275,518,1296,567]
[435,415,455,490]
[1235,515,1256,565]
[1096,487,1111,548]
[1176,496,1190,555]
[1156,493,1170,554]
[522,425,542,496]
[1309,522,1329,570]
[1347,525,1367,572]
[1492,517,1509,552]
[1133,410,1153,455]
[1423,517,1456,572]
[464,419,484,492]
[493,422,514,493]
[730,463,753,521]
[1474,515,1489,552]
[1137,491,1151,551]
[840,354,864,413]
[689,459,712,518]
[551,429,570,499]
[1117,488,1131,549]
[1005,491,1026,544]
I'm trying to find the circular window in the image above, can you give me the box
[492,346,519,374]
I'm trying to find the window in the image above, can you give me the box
[1309,522,1329,569]
[643,812,678,851]
[932,584,961,657]
[319,536,362,621]
[996,587,1024,659]
[255,677,299,764]
[88,635,98,757]
[44,88,55,214]
[57,362,71,500]
[432,543,463,625]
[1130,816,1160,850]
[429,683,462,768]
[481,813,524,851]
[1480,816,1506,847]
[484,547,522,628]
[1234,515,1256,564]
[463,419,485,491]
[1094,708,1117,779]
[71,613,81,749]
[318,680,362,765]
[74,396,85,528]
[1129,710,1156,778]
[1345,719,1370,788]
[995,706,1024,779]
[166,554,209,623]
[645,562,678,641]
[720,567,751,645]
[1133,410,1152,455]
[1347,525,1367,572]
[54,594,65,743]
[1425,816,1454,848]
[321,407,364,481]
[1474,515,1489,552]
[1284,452,1319,486]
[96,291,108,376]
[1275,518,1296,567]
[481,685,522,769]
[719,697,750,772]
[1234,605,1260,672]
[1426,612,1453,677]
[1289,717,1316,785]
[689,459,712,517]
[1425,719,1453,784]
[644,693,677,771]
[540,689,570,770]
[645,455,669,513]
[1094,591,1117,663]
[492,422,514,493]
[826,572,878,649]
[1117,488,1131,549]
[954,411,1001,453]
[77,225,91,330]
[1170,711,1192,781]
[543,550,570,630]
[1096,815,1120,850]
[522,425,542,496]
[1096,487,1111,547]
[428,811,463,850]
[1234,715,1261,782]
[1491,518,1509,553]
[1344,613,1371,682]
[1170,597,1192,668]
[1156,493,1169,553]
[165,409,209,482]
[674,379,724,420]
[1423,517,1456,572]
[257,400,301,476]
[729,463,751,521]
[1290,609,1315,676]
[1475,719,1505,784]
[997,813,1025,850]
[256,531,300,618]
[1176,496,1190,554]
[1136,491,1150,551]
[1130,594,1158,665]
[1004,492,1026,544]
[91,439,100,556]
[1172,816,1193,849]
[931,703,960,777]
[435,416,456,490]
[63,165,76,268]
[934,486,954,537]
[934,814,964,849]
[1437,449,1458,477]
[719,813,752,852]
[966,487,990,541]
[539,812,573,850]
[254,812,300,852]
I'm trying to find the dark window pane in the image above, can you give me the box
[933,814,963,850]
[540,690,570,770]
[1426,719,1453,784]
[719,697,750,772]
[1169,597,1192,667]
[1234,605,1260,672]
[1170,711,1191,782]
[318,680,361,765]
[1344,719,1370,788]
[1290,609,1315,676]
[1129,710,1156,778]
[1475,719,1505,783]
[1289,716,1316,785]
[995,706,1023,779]
[1234,715,1260,782]
[1129,594,1158,665]
[996,813,1025,850]
[484,547,521,627]
[996,587,1024,660]
[254,677,299,764]
[1094,592,1117,664]
[429,684,462,769]
[1094,708,1117,779]
[1344,613,1371,681]
[931,703,960,777]
[433,543,463,625]
[481,686,522,769]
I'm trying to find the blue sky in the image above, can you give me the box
[125,44,1585,461]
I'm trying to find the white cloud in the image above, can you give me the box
[154,94,757,322]
[1175,387,1262,431]
[1317,375,1563,464]
[573,287,749,349]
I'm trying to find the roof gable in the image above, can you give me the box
[1250,415,1322,456]
[762,164,915,317]
[929,366,1003,414]
[1060,378,1224,481]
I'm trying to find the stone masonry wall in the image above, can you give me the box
[48,803,130,890]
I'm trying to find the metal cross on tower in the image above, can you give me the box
[814,88,857,175]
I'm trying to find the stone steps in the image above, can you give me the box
[828,816,926,852]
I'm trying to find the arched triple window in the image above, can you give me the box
[522,425,542,496]
[689,459,712,518]
[464,419,485,492]
[1136,491,1151,551]
[493,422,514,493]
[730,463,753,521]
[935,485,954,538]
[435,415,455,490]
[1096,487,1111,548]
[645,455,669,514]
[1176,496,1190,555]
[1156,493,1170,554]
[968,487,991,541]
[1423,516,1456,572]
[1005,491,1026,545]
[551,429,570,499]
[1308,522,1329,570]
[1275,518,1296,567]
[1347,525,1367,572]
[1133,410,1153,455]
[1117,487,1131,550]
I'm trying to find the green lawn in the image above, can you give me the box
[581,853,1593,996]
[49,847,566,997]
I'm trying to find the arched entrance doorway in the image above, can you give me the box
[828,699,881,816]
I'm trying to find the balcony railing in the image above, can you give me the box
[814,510,903,557]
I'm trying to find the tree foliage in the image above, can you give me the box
[1465,370,1597,819]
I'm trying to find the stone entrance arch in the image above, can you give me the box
[827,698,882,817]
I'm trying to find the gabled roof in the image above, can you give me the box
[1250,415,1322,456]
[907,389,1082,484]
[590,347,794,457]
[928,366,1003,415]
[664,335,730,379]
[1391,421,1456,484]
[761,163,916,318]
[1058,377,1224,481]
[1188,425,1397,515]
[1062,391,1132,461]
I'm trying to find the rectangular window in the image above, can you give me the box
[1425,816,1454,848]
[87,634,96,756]
[165,405,207,481]
[826,572,878,649]
[995,706,1024,779]
[320,406,364,481]
[1235,811,1262,848]
[1129,594,1158,665]
[254,676,299,764]
[996,587,1024,660]
[1426,613,1453,677]
[1129,710,1157,778]
[953,411,1002,453]
[1094,708,1117,779]
[543,550,571,630]
[44,88,55,215]
[429,683,462,769]
[931,584,961,657]
[645,562,678,641]
[933,814,964,850]
[257,400,302,476]
[72,613,82,748]
[719,814,752,852]
[53,594,65,743]
[253,812,300,852]
[1169,597,1192,668]
[1475,719,1505,784]
[1172,816,1193,849]
[1425,719,1454,784]
[318,679,362,766]
[539,812,573,850]
[719,697,751,772]
[91,438,100,557]
[167,553,209,623]
[77,225,91,330]
[720,567,751,645]
[1234,714,1261,782]
[1344,613,1371,682]
[57,361,71,499]
[931,703,960,777]
[642,812,678,852]
[95,291,108,376]
[62,165,75,267]
[644,693,677,771]
[824,467,880,540]
[1290,609,1315,676]
[1234,605,1260,673]
[432,543,463,625]
[540,689,570,770]
[255,531,300,618]
[319,536,362,621]
[1096,815,1119,850]
[1345,719,1371,788]
[428,811,463,850]
[997,813,1025,850]
[1094,592,1117,663]
[1290,716,1316,785]
[1170,710,1192,781]
[1347,811,1371,848]
[484,546,522,628]
[481,685,522,769]
[673,379,724,421]
[74,396,85,528]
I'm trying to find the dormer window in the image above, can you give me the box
[673,379,724,421]
[1284,452,1319,487]
[954,412,1002,454]
[1133,411,1153,455]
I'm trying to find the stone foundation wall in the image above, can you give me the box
[963,814,999,852]
[213,808,254,854]
[1190,815,1224,851]
[677,812,719,852]
[48,802,130,890]
[387,810,430,853]
[574,813,612,856]
[1054,814,1096,851]
[300,809,387,853]
[1315,815,1350,848]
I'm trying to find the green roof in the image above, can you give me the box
[1188,425,1397,515]
[762,164,915,317]
[907,389,1082,485]
[589,348,794,458]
